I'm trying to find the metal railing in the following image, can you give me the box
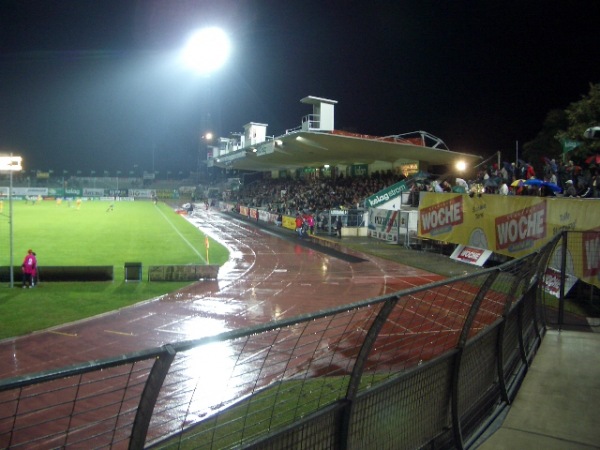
[1,232,586,449]
[539,230,600,330]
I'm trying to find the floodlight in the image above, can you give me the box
[0,156,22,171]
[455,160,467,172]
[181,27,231,75]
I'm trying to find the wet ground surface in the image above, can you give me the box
[6,207,593,449]
[0,207,473,380]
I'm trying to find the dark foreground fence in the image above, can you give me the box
[0,231,597,450]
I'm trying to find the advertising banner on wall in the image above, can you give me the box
[63,188,82,197]
[349,164,369,177]
[83,188,105,197]
[365,180,408,208]
[418,193,600,287]
[0,187,49,196]
[368,208,419,242]
[541,267,578,298]
[556,228,600,290]
[368,209,399,242]
[450,245,493,266]
[582,230,600,279]
[128,189,155,199]
[47,188,86,198]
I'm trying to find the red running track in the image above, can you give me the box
[0,208,447,380]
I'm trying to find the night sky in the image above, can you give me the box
[1,0,599,175]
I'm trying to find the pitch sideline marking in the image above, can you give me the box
[156,206,207,263]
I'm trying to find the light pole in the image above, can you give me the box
[0,155,23,288]
[198,132,213,184]
[152,144,156,174]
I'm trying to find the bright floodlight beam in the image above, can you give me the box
[181,27,231,75]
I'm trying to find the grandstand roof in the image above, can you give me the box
[211,130,482,172]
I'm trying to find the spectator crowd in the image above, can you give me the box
[229,157,599,215]
[231,170,402,214]
[468,158,598,198]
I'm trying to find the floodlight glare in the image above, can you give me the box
[0,156,23,171]
[455,160,467,172]
[181,27,231,75]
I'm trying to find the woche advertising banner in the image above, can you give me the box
[418,193,600,288]
[450,245,493,266]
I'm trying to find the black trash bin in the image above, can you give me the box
[124,262,142,282]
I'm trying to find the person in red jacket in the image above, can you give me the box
[21,249,37,288]
[526,163,536,180]
[295,213,304,237]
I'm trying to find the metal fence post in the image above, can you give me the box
[558,231,568,330]
[339,297,399,450]
[129,345,176,450]
[451,270,500,450]
[496,271,526,405]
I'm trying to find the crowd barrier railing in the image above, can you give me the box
[0,232,578,450]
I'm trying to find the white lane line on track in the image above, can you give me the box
[156,206,207,263]
[104,330,136,336]
[49,330,78,337]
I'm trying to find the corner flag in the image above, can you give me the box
[205,236,210,264]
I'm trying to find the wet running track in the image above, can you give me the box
[0,208,445,380]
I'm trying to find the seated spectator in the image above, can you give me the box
[564,180,577,197]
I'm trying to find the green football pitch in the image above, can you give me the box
[0,199,229,339]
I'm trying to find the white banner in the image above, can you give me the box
[128,189,156,199]
[450,245,493,266]
[542,266,578,298]
[368,208,418,242]
[83,188,105,197]
[0,187,49,196]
